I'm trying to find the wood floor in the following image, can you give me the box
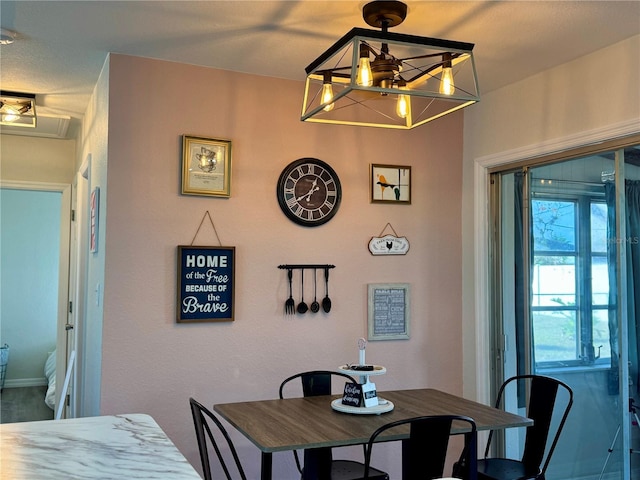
[1,386,54,423]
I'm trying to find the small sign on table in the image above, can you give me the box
[342,381,378,408]
[362,382,379,408]
[342,382,362,407]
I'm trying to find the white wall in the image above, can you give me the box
[0,135,75,184]
[463,34,639,162]
[77,54,110,418]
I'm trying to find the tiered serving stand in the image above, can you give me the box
[331,364,394,414]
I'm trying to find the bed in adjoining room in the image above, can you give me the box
[0,351,55,424]
[44,350,56,411]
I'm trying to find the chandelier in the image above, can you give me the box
[301,1,479,129]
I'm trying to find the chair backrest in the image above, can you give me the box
[279,370,358,475]
[189,397,247,480]
[279,369,357,399]
[364,415,478,480]
[485,374,573,475]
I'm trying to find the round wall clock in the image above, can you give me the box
[276,158,342,227]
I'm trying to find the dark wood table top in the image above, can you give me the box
[214,387,532,453]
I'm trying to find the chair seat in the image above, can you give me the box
[304,459,389,480]
[477,458,542,480]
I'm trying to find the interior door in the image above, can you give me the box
[64,167,90,418]
[54,184,72,418]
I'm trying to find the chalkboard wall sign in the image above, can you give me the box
[367,283,410,341]
[177,246,235,323]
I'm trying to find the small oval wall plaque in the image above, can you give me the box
[368,234,410,255]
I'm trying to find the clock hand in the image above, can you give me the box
[296,178,320,202]
[296,187,319,202]
[306,178,318,197]
[304,187,320,201]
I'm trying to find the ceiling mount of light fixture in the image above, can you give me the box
[301,0,480,129]
[362,1,407,29]
[0,90,37,128]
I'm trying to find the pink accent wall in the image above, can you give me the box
[102,54,463,478]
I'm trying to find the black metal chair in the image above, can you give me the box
[189,397,247,480]
[279,370,389,480]
[477,375,573,480]
[362,414,478,480]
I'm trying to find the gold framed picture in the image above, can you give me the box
[370,164,411,204]
[181,135,232,197]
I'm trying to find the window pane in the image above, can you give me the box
[532,256,575,307]
[532,200,576,251]
[592,309,611,361]
[532,310,577,363]
[591,202,607,253]
[592,256,609,305]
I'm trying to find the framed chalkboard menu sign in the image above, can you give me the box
[177,246,235,323]
[367,283,410,341]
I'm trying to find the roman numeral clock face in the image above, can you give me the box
[276,158,342,227]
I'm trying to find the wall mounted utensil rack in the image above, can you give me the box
[278,264,335,315]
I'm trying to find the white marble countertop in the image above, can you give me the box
[0,413,201,479]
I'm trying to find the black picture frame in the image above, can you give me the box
[176,246,235,323]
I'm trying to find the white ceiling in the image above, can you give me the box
[1,1,639,139]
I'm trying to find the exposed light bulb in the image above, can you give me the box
[0,28,16,45]
[439,67,455,95]
[356,44,373,87]
[1,105,26,123]
[439,54,455,95]
[321,82,335,112]
[396,85,410,119]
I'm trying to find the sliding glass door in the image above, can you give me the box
[490,145,640,479]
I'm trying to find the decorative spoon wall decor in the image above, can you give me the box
[297,269,309,314]
[310,268,320,313]
[322,267,332,313]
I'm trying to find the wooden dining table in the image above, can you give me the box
[214,387,532,480]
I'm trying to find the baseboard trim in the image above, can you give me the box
[3,377,48,388]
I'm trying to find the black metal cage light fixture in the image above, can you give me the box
[301,1,479,129]
[0,91,37,128]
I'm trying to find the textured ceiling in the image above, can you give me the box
[1,1,639,138]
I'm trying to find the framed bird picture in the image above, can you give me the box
[370,164,411,204]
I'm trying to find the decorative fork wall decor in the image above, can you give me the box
[278,264,335,315]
